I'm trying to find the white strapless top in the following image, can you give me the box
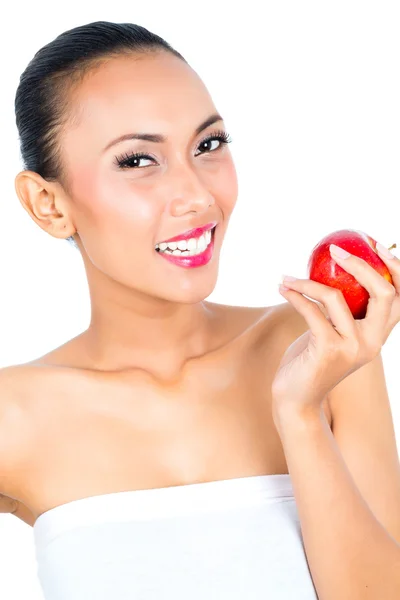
[33,474,318,599]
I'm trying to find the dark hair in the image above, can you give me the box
[14,21,187,249]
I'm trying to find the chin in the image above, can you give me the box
[157,276,219,305]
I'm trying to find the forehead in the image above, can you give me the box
[67,53,216,148]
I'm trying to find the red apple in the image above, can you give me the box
[307,229,396,319]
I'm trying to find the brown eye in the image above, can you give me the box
[114,130,232,170]
[114,151,156,170]
[195,131,232,156]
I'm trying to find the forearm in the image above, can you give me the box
[274,407,400,600]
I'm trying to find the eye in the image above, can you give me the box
[113,129,233,170]
[194,130,233,157]
[113,151,155,170]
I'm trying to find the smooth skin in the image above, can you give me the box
[1,52,399,552]
[4,51,299,524]
[14,52,239,379]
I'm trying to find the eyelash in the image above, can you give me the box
[113,129,233,170]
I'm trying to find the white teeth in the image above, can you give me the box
[187,238,197,251]
[156,228,214,255]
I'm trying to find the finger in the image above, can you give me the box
[279,285,344,344]
[280,277,356,339]
[375,242,400,293]
[329,245,395,330]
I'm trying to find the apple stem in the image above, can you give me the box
[389,243,397,251]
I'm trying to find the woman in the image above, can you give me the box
[1,20,400,600]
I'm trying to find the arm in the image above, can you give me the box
[271,241,400,598]
[272,303,400,599]
[274,406,400,600]
[0,366,36,527]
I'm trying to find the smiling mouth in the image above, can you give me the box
[155,225,216,256]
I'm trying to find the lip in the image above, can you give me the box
[156,221,217,245]
[156,226,216,269]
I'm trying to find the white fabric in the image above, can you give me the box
[33,474,318,599]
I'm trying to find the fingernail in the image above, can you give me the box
[376,241,395,259]
[282,275,297,283]
[330,244,350,259]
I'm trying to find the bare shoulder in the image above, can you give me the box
[0,364,45,526]
[0,364,29,408]
[0,362,63,452]
[206,299,310,355]
[253,300,333,424]
[0,362,52,398]
[0,363,40,442]
[270,300,310,339]
[248,300,309,349]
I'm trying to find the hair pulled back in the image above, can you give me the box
[14,21,186,248]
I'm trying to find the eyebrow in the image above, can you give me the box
[102,113,224,153]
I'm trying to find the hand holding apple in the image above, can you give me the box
[307,229,396,319]
[271,230,400,421]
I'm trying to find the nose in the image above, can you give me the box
[168,161,215,215]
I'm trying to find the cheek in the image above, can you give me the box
[72,169,161,282]
[213,159,238,212]
[73,167,158,242]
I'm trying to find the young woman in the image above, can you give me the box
[1,20,400,600]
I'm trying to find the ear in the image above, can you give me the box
[14,170,74,240]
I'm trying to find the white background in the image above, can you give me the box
[1,1,400,598]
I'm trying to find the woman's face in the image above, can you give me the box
[62,52,238,303]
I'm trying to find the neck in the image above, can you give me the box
[82,295,214,378]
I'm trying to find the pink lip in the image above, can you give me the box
[156,226,216,268]
[157,221,217,244]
